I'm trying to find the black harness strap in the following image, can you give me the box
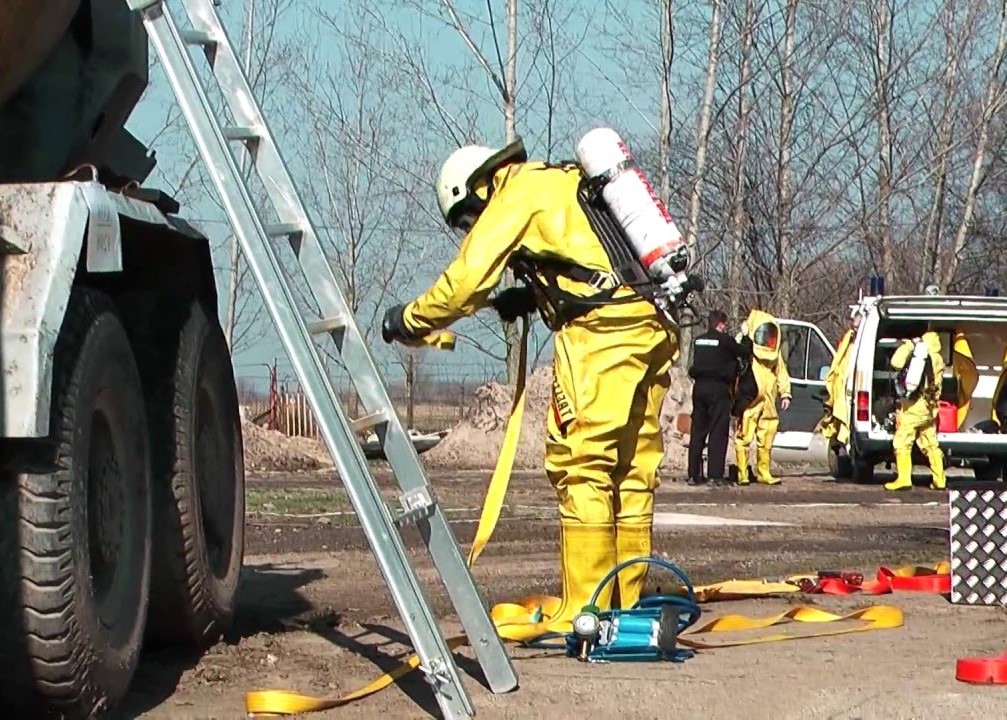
[503,160,685,329]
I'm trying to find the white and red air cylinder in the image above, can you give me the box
[575,127,688,289]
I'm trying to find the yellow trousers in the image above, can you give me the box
[886,398,946,490]
[734,361,781,484]
[544,306,676,618]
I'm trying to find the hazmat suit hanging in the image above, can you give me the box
[379,137,681,627]
[820,310,861,451]
[885,331,946,491]
[732,309,792,485]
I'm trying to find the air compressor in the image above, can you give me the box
[524,557,702,664]
[573,126,701,323]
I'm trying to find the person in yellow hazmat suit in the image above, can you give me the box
[732,309,792,485]
[379,139,680,623]
[885,331,946,491]
[820,311,861,451]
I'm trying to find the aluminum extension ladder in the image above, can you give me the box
[125,1,518,717]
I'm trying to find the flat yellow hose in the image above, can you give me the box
[245,600,903,715]
[243,314,913,716]
[467,317,530,567]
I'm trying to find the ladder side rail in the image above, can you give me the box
[131,5,474,717]
[154,0,517,696]
[181,0,431,460]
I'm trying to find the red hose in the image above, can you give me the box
[956,654,1007,684]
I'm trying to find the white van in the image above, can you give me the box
[780,294,1007,483]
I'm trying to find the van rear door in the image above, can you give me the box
[774,319,836,450]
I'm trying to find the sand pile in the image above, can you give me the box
[423,366,554,470]
[239,410,333,473]
[423,366,694,474]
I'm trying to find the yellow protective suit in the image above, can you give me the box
[992,347,1007,429]
[820,327,856,447]
[401,160,679,620]
[734,309,792,485]
[951,330,978,429]
[885,332,946,491]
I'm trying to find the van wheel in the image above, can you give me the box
[828,447,853,479]
[973,459,1003,483]
[852,456,875,484]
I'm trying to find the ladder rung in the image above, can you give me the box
[265,222,302,239]
[306,316,347,335]
[223,125,260,142]
[181,29,216,46]
[352,410,389,434]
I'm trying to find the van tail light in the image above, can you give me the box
[856,391,870,422]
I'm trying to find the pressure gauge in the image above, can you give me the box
[573,609,601,663]
[573,611,600,639]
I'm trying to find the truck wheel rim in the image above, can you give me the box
[87,407,125,631]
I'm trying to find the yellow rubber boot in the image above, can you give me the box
[884,451,914,491]
[545,521,617,625]
[756,447,781,486]
[927,450,946,491]
[735,446,750,485]
[614,522,651,609]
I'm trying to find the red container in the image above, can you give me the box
[938,401,958,432]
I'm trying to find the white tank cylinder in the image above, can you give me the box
[902,340,930,396]
[575,127,686,284]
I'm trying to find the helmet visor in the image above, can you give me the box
[452,212,478,235]
[753,322,779,349]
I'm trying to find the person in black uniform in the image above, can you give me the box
[687,310,752,486]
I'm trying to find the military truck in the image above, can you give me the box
[0,2,245,717]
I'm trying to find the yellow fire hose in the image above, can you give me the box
[244,318,912,716]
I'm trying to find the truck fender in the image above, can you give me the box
[1,182,127,437]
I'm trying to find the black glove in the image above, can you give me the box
[381,304,412,344]
[490,286,537,323]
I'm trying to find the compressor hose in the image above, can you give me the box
[523,556,702,650]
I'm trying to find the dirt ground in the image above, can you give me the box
[124,467,1007,720]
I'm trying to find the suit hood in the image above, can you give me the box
[744,308,781,362]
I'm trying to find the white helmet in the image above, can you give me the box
[435,139,528,229]
[436,145,498,224]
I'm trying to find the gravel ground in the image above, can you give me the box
[123,468,1007,720]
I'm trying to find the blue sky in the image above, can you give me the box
[122,0,701,390]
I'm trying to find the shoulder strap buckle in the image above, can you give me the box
[586,270,619,291]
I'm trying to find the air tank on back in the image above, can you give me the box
[0,0,155,184]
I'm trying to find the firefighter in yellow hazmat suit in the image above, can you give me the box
[380,139,679,624]
[820,311,861,450]
[885,331,946,491]
[733,309,792,485]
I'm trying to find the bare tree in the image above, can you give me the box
[658,0,675,208]
[357,0,581,381]
[139,0,296,356]
[685,0,724,263]
[775,0,797,314]
[728,0,756,320]
[224,0,257,350]
[867,0,895,284]
[942,0,1007,290]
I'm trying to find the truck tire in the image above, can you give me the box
[145,300,245,652]
[0,288,153,718]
